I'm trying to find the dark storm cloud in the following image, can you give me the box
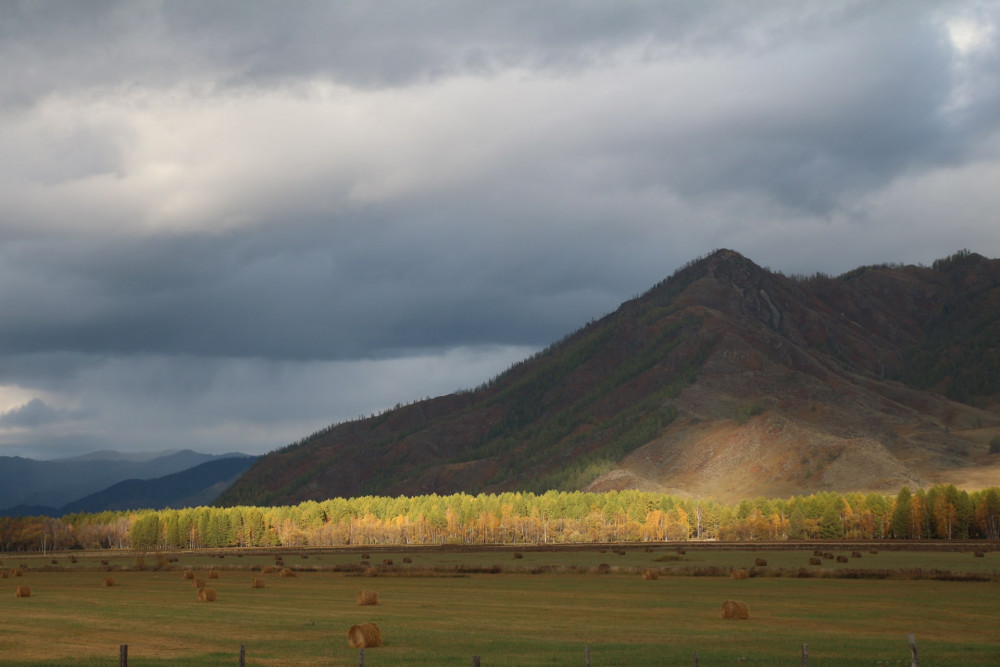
[0,215,627,360]
[0,1,712,100]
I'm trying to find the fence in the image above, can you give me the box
[114,636,922,666]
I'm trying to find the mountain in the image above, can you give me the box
[0,450,250,511]
[61,449,192,463]
[57,455,259,514]
[217,249,1000,505]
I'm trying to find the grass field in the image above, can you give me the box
[1,545,998,666]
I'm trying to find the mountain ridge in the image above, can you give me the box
[218,249,1000,505]
[0,450,253,512]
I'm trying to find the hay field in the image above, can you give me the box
[1,547,998,666]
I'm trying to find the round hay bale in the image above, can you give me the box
[974,550,985,557]
[100,560,109,566]
[869,549,878,555]
[596,563,611,574]
[808,557,822,566]
[813,549,823,556]
[208,570,219,579]
[851,552,862,558]
[261,565,275,574]
[361,553,370,560]
[382,559,393,566]
[513,552,523,559]
[182,570,195,580]
[194,577,207,589]
[357,590,378,606]
[642,569,659,581]
[251,577,266,589]
[836,555,848,563]
[15,585,31,598]
[676,548,686,555]
[754,558,767,567]
[721,600,749,620]
[402,556,412,563]
[0,570,7,579]
[279,568,296,577]
[12,568,22,577]
[731,568,749,580]
[347,623,382,649]
[822,553,834,560]
[197,587,217,602]
[102,577,116,587]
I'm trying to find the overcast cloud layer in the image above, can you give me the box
[2,1,999,459]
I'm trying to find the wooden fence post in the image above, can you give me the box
[472,656,481,667]
[693,651,698,666]
[119,644,127,667]
[359,648,365,667]
[802,643,808,666]
[909,633,919,667]
[585,645,590,667]
[239,644,246,667]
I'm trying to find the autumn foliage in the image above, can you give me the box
[0,485,998,552]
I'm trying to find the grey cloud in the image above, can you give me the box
[1,2,945,102]
[0,347,534,458]
[0,217,631,361]
[0,398,62,427]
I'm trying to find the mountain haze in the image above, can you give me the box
[218,250,1000,505]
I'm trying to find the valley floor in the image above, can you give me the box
[2,543,999,665]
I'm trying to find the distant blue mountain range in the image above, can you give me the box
[0,450,258,516]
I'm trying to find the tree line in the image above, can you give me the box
[1,485,999,553]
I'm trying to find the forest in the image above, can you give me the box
[1,484,999,553]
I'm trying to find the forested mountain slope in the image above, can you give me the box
[218,250,1000,505]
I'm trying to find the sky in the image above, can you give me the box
[1,1,999,459]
